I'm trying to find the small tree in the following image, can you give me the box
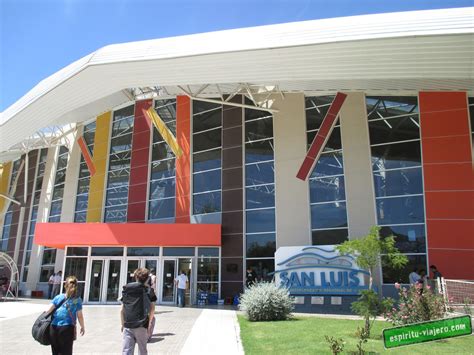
[337,226,407,336]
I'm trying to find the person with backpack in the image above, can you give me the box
[121,268,156,355]
[44,276,85,355]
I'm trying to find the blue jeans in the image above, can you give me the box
[177,288,185,307]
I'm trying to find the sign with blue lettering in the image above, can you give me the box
[274,246,369,295]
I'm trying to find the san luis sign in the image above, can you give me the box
[274,246,370,295]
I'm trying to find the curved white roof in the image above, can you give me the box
[1,7,473,154]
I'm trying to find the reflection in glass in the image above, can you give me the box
[246,259,274,282]
[193,129,222,152]
[193,191,221,214]
[245,117,273,142]
[106,260,121,302]
[127,247,161,256]
[376,196,424,225]
[245,139,274,164]
[161,260,176,303]
[245,161,274,186]
[373,168,423,197]
[127,260,139,284]
[91,247,124,256]
[371,141,421,171]
[64,258,87,281]
[193,170,221,193]
[246,208,275,233]
[312,229,348,245]
[88,260,103,302]
[311,202,347,230]
[311,151,344,177]
[148,198,175,220]
[379,225,426,253]
[246,233,276,257]
[246,185,275,209]
[193,149,221,172]
[310,175,345,203]
[382,254,427,284]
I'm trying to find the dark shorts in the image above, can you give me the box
[50,325,75,355]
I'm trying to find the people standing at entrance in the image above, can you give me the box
[46,276,85,355]
[245,267,257,288]
[121,268,156,355]
[174,270,188,308]
[408,268,421,285]
[48,272,55,299]
[52,271,62,298]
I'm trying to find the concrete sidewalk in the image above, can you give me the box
[0,299,243,354]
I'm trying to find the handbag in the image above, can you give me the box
[32,297,67,345]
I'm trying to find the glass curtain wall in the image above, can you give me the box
[366,96,427,284]
[0,159,22,252]
[244,99,275,281]
[148,99,177,221]
[104,105,134,222]
[192,100,222,215]
[74,122,96,222]
[64,247,88,298]
[21,148,48,281]
[196,247,219,295]
[306,96,349,245]
[40,146,69,282]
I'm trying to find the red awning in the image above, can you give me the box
[34,223,221,249]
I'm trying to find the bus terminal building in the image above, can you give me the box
[0,8,473,307]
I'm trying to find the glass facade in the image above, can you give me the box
[148,99,177,221]
[366,96,427,284]
[21,148,48,282]
[245,99,275,281]
[0,206,13,252]
[74,121,96,222]
[306,96,349,245]
[40,146,69,282]
[192,100,222,215]
[104,105,135,222]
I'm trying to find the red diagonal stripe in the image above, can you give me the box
[77,136,96,176]
[297,92,347,181]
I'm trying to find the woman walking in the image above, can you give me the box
[45,276,85,355]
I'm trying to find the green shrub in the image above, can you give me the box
[351,289,393,337]
[385,283,445,325]
[239,282,294,321]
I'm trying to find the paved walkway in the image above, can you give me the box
[0,298,243,354]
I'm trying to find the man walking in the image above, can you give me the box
[52,271,62,297]
[121,268,156,355]
[48,272,55,299]
[174,270,188,308]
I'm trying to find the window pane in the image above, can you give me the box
[105,186,129,206]
[193,129,221,152]
[245,104,272,122]
[246,259,274,282]
[77,178,90,195]
[379,225,426,253]
[310,151,344,177]
[246,208,275,233]
[148,198,175,220]
[110,134,133,153]
[245,161,274,186]
[193,149,221,172]
[193,105,222,132]
[152,142,175,161]
[311,202,347,230]
[193,170,221,193]
[67,247,88,256]
[245,139,274,164]
[91,247,124,256]
[74,211,87,223]
[305,96,334,131]
[307,126,342,152]
[75,194,88,211]
[193,192,221,214]
[109,150,131,170]
[104,205,127,222]
[382,254,426,284]
[197,248,219,257]
[64,258,87,281]
[163,247,195,256]
[127,247,161,256]
[373,167,423,197]
[197,258,219,282]
[112,115,134,136]
[52,184,65,200]
[310,176,345,203]
[371,141,421,171]
[246,184,275,209]
[376,196,425,225]
[246,233,276,257]
[107,169,130,187]
[149,178,176,200]
[312,229,348,245]
[367,96,418,120]
[150,159,175,180]
[245,116,273,142]
[369,115,420,145]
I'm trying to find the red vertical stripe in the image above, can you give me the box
[419,91,474,280]
[77,136,96,176]
[297,92,347,180]
[127,100,152,223]
[175,96,191,223]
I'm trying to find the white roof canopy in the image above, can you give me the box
[0,7,473,158]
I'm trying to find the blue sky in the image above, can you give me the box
[0,0,472,111]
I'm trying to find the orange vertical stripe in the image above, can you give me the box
[77,136,96,176]
[419,91,474,280]
[175,96,191,223]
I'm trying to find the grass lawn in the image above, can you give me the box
[238,315,474,354]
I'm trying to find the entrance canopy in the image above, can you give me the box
[34,222,221,249]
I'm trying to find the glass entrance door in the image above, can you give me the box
[87,259,122,303]
[178,258,192,306]
[161,259,176,303]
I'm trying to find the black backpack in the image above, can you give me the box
[122,282,151,329]
[32,297,67,345]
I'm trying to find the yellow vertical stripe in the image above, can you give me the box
[146,107,183,157]
[0,162,12,214]
[86,111,112,222]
